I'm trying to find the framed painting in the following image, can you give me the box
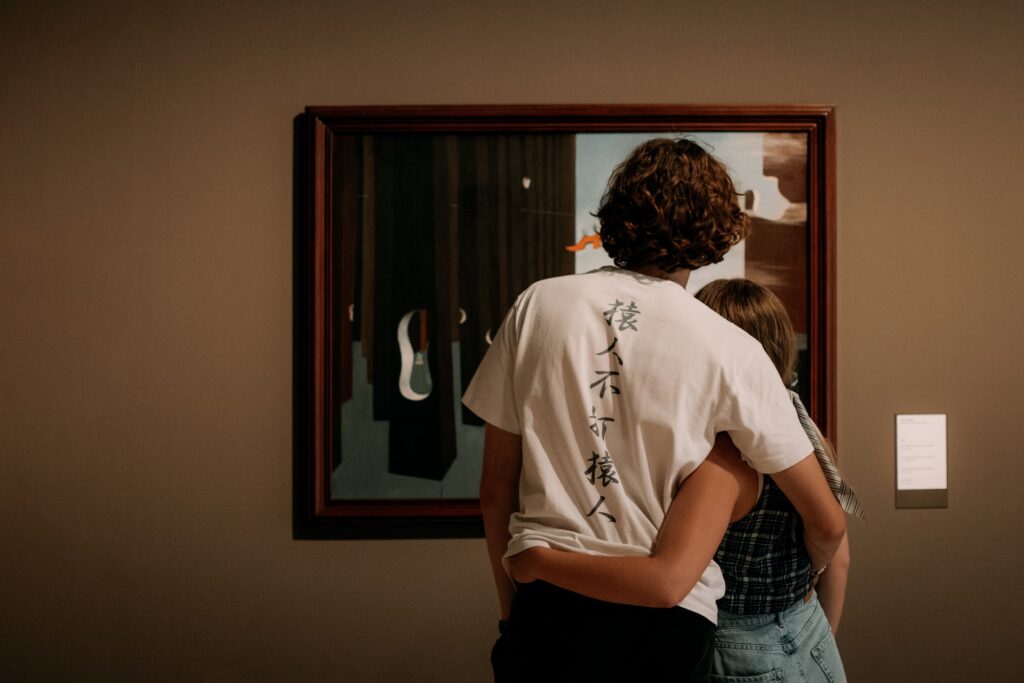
[294,105,836,539]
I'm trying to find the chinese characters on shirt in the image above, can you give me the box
[582,299,642,523]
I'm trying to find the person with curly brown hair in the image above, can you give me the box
[463,138,845,682]
[596,137,749,274]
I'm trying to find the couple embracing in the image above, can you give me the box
[464,138,856,683]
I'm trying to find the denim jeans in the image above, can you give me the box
[709,592,846,682]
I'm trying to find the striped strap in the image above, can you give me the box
[790,391,865,519]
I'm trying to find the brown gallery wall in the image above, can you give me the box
[2,2,1022,680]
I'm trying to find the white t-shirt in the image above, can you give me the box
[462,266,813,624]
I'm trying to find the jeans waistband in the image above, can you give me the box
[716,591,818,629]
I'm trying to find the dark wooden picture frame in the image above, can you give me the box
[294,105,836,539]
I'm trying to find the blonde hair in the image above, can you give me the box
[696,278,839,462]
[695,278,797,388]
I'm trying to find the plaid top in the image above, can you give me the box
[713,473,812,614]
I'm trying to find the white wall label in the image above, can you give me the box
[896,414,948,508]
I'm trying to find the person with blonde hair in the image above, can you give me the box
[509,278,861,682]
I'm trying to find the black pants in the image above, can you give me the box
[492,581,715,682]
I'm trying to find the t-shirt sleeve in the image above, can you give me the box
[461,305,521,435]
[716,344,813,474]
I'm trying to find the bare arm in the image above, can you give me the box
[508,435,754,608]
[815,531,850,633]
[479,423,522,620]
[770,453,847,571]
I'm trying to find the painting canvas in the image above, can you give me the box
[295,106,834,538]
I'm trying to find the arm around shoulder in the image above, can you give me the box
[770,453,846,569]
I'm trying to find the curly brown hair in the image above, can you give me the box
[596,138,749,271]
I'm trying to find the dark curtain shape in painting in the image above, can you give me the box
[336,133,575,481]
[457,134,576,425]
[365,134,457,480]
[332,135,362,470]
